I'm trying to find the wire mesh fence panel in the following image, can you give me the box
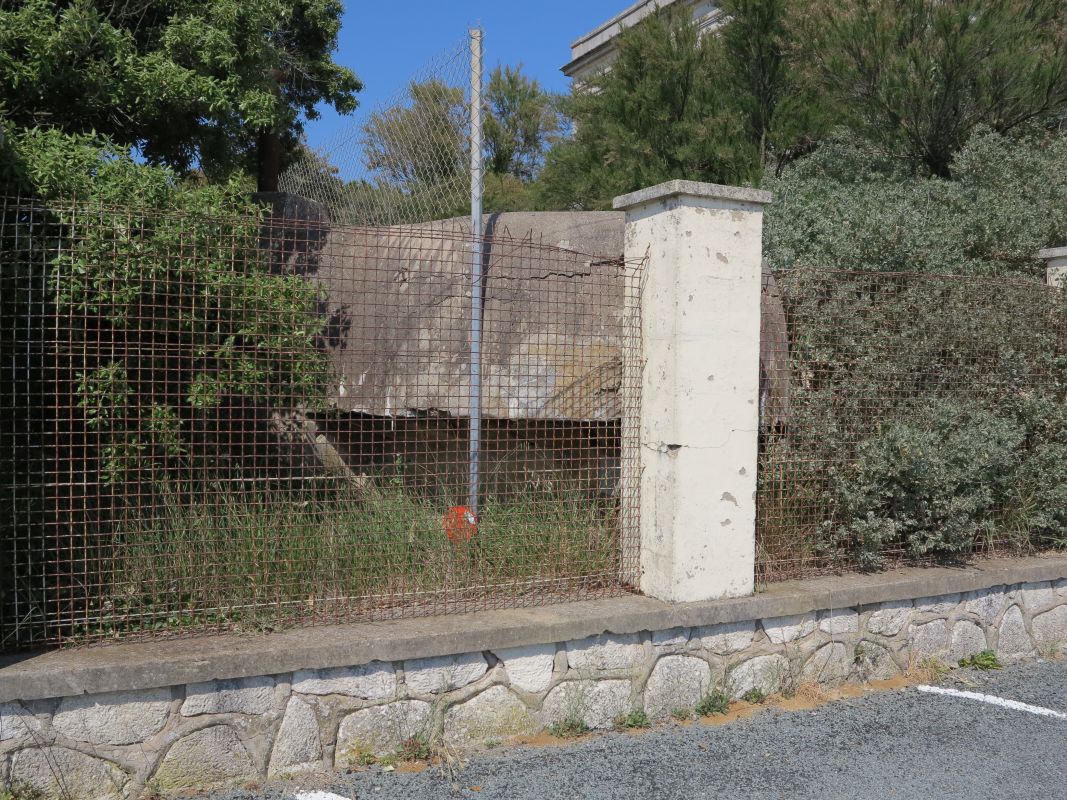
[0,195,643,649]
[279,36,475,228]
[757,267,1067,583]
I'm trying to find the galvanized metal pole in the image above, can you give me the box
[468,27,484,517]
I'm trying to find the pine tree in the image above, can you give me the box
[805,0,1067,177]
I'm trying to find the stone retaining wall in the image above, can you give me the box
[3,579,1067,799]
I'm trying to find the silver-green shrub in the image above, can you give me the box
[760,132,1067,570]
[764,128,1067,279]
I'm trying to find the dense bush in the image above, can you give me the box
[764,128,1067,278]
[828,403,1027,568]
[759,197,1067,570]
[827,395,1067,568]
[753,129,1067,571]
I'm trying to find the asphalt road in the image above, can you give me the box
[230,659,1067,800]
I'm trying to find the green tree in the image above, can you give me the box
[355,66,562,218]
[361,80,467,188]
[805,0,1067,177]
[358,80,467,222]
[719,0,831,172]
[4,126,329,474]
[0,0,361,187]
[278,142,349,206]
[537,5,756,210]
[357,79,469,222]
[484,65,563,181]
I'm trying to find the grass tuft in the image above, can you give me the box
[695,690,730,717]
[347,749,379,767]
[907,655,951,683]
[958,650,1003,670]
[547,717,591,739]
[741,688,767,704]
[0,786,44,800]
[613,709,651,730]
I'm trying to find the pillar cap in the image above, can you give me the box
[613,180,772,211]
[1038,246,1067,261]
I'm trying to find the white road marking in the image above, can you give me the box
[293,792,354,800]
[917,685,1067,719]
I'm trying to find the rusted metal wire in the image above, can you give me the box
[757,266,1067,583]
[0,195,643,648]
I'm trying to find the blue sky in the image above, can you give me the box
[303,1,625,155]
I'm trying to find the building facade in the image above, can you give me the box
[563,0,722,82]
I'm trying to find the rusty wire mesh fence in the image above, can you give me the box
[0,195,642,649]
[757,267,1067,583]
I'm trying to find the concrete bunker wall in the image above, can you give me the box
[255,199,790,501]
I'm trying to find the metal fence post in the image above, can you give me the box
[468,27,484,516]
[615,180,772,603]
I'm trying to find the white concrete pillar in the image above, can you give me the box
[615,180,771,603]
[1039,247,1067,288]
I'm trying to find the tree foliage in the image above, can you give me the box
[719,0,830,172]
[538,6,754,210]
[352,65,560,217]
[353,80,470,222]
[484,65,563,181]
[535,0,1067,207]
[2,126,329,491]
[0,0,361,182]
[361,80,467,189]
[802,0,1067,177]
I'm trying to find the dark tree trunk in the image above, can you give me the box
[257,130,282,193]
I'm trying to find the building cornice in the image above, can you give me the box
[562,0,724,79]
